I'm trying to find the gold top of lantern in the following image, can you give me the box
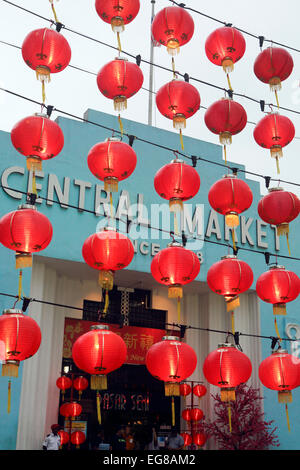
[3,309,23,315]
[162,335,180,341]
[268,187,284,193]
[218,343,236,349]
[105,136,122,143]
[221,255,237,261]
[17,203,37,211]
[222,174,237,180]
[90,325,109,331]
[272,348,288,355]
[269,265,285,271]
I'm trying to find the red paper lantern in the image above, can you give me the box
[95,0,140,32]
[181,432,192,447]
[22,28,71,82]
[82,228,134,290]
[156,80,200,132]
[193,384,207,398]
[204,98,247,146]
[253,113,295,172]
[151,6,194,55]
[97,58,144,111]
[0,204,53,269]
[87,137,137,192]
[60,402,82,419]
[72,325,127,390]
[73,376,89,400]
[208,174,253,228]
[258,187,300,240]
[58,430,69,446]
[207,255,254,311]
[254,47,294,91]
[154,159,200,212]
[182,408,192,421]
[205,26,246,73]
[11,113,64,171]
[180,383,192,397]
[146,336,197,385]
[71,430,86,448]
[190,408,204,422]
[193,432,207,447]
[256,265,300,315]
[203,343,252,402]
[151,241,200,298]
[259,349,300,403]
[0,309,41,377]
[56,376,72,400]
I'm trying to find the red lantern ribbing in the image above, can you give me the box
[193,384,207,398]
[58,430,69,447]
[256,266,300,316]
[182,408,192,422]
[190,408,204,422]
[208,174,253,230]
[180,383,192,397]
[0,204,53,269]
[82,228,134,291]
[22,27,71,102]
[253,113,295,174]
[259,349,300,431]
[151,241,200,299]
[97,58,144,112]
[203,343,252,432]
[205,26,246,88]
[193,433,207,447]
[95,0,140,33]
[0,309,41,378]
[73,376,89,401]
[146,336,197,426]
[71,430,86,449]
[72,325,127,390]
[207,255,253,312]
[254,47,294,92]
[156,80,200,149]
[60,402,82,419]
[11,114,64,171]
[87,137,137,192]
[56,376,72,401]
[204,98,247,146]
[181,432,192,448]
[258,188,300,254]
[154,159,200,212]
[151,6,194,56]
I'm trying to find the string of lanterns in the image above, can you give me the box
[0,1,299,443]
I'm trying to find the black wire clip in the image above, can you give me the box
[136,55,142,67]
[46,105,54,118]
[184,73,190,83]
[191,155,197,168]
[22,297,31,313]
[128,135,136,147]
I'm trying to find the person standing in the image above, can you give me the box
[110,428,126,451]
[165,428,184,450]
[42,424,61,450]
[125,426,135,450]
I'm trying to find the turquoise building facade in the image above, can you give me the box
[0,109,299,450]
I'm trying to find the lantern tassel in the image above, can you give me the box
[91,375,107,391]
[172,57,176,79]
[274,317,282,342]
[117,32,122,54]
[275,156,280,175]
[109,192,114,219]
[228,404,232,433]
[41,80,46,105]
[31,170,38,196]
[7,380,11,414]
[78,390,82,401]
[174,211,179,236]
[226,73,233,91]
[177,297,181,323]
[118,114,124,136]
[286,233,291,256]
[275,90,280,109]
[224,145,227,165]
[232,229,237,252]
[179,129,184,151]
[285,404,291,433]
[231,311,235,335]
[273,304,286,316]
[171,396,175,427]
[49,0,59,23]
[96,391,102,425]
[18,269,23,301]
[103,289,109,315]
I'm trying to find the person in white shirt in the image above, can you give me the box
[42,424,61,450]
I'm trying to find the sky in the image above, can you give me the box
[1,0,299,196]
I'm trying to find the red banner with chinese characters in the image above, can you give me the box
[63,318,166,365]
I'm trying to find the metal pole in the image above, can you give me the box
[148,0,156,126]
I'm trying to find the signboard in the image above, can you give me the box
[63,318,166,365]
